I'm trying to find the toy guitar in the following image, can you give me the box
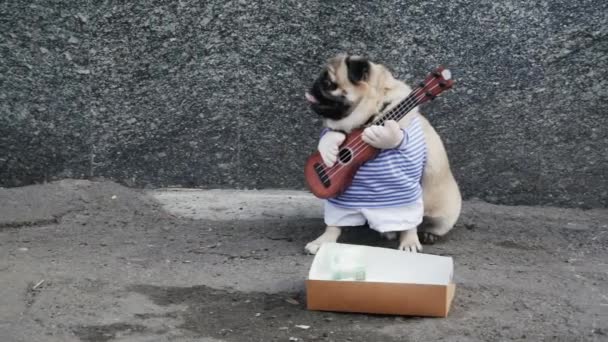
[304,66,454,199]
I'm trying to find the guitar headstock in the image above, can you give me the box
[417,66,454,101]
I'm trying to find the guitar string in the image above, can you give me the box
[319,82,442,183]
[318,84,428,182]
[319,82,439,184]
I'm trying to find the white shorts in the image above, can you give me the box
[324,199,423,233]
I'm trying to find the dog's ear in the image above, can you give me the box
[346,56,370,84]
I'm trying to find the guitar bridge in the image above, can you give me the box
[313,163,331,188]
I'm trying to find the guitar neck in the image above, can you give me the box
[375,88,425,125]
[374,66,454,126]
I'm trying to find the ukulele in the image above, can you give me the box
[304,66,454,199]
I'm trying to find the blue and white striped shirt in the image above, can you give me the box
[323,117,427,208]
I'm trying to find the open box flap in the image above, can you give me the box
[309,242,453,285]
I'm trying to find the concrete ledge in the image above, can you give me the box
[149,189,323,221]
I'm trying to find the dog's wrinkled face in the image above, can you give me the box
[305,55,373,121]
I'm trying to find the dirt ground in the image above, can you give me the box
[0,180,606,342]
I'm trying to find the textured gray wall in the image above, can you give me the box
[1,0,607,208]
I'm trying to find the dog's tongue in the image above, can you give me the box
[305,92,318,104]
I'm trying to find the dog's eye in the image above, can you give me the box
[324,79,337,91]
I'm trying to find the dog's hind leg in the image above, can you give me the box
[417,216,452,244]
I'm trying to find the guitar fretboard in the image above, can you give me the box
[374,88,423,126]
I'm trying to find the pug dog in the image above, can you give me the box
[304,54,461,254]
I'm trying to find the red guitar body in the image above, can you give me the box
[304,66,454,199]
[304,128,379,199]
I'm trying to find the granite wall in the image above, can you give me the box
[1,0,607,208]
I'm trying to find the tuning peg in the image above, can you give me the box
[441,69,452,81]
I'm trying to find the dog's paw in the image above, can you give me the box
[398,240,422,252]
[399,230,422,253]
[305,241,322,255]
[418,232,439,245]
[381,231,398,240]
[304,227,341,255]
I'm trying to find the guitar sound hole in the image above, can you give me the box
[338,148,353,164]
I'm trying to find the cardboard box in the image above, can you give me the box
[306,243,455,317]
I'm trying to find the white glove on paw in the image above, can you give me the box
[318,131,346,167]
[362,120,404,149]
